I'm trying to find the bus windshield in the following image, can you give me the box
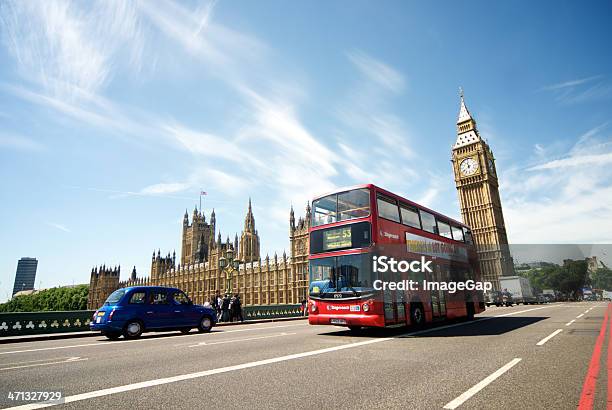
[312,188,370,227]
[309,253,374,297]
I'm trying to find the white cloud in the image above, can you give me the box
[46,222,70,233]
[140,182,190,195]
[504,127,612,243]
[346,50,405,93]
[0,133,44,151]
[528,152,612,171]
[540,75,612,104]
[1,0,144,101]
[541,75,602,91]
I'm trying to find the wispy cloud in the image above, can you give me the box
[540,75,612,104]
[1,0,144,101]
[46,222,70,233]
[0,133,44,151]
[346,50,405,93]
[541,75,603,91]
[504,125,612,243]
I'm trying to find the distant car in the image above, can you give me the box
[90,286,217,340]
[501,291,513,306]
[485,291,504,307]
[537,294,548,304]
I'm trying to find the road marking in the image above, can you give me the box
[4,337,395,410]
[188,332,296,347]
[577,313,584,318]
[536,329,563,346]
[578,303,610,409]
[0,323,306,355]
[443,358,522,409]
[0,356,87,371]
[566,319,576,326]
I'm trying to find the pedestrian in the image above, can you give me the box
[221,294,231,322]
[229,294,237,322]
[301,299,307,316]
[233,294,244,322]
[216,293,223,320]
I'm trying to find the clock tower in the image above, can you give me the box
[451,90,514,289]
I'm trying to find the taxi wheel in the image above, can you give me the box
[123,320,143,339]
[198,316,213,333]
[105,332,121,340]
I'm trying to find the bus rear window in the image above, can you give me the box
[312,189,370,226]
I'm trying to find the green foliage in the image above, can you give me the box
[517,260,589,295]
[591,267,612,290]
[0,285,89,312]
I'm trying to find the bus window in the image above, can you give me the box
[377,195,400,223]
[400,205,421,229]
[420,210,437,234]
[438,220,452,239]
[451,225,464,242]
[338,189,370,221]
[312,194,337,226]
[463,227,474,244]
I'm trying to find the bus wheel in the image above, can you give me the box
[466,302,475,321]
[410,304,424,328]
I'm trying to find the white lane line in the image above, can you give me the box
[584,309,589,313]
[536,329,563,346]
[5,337,394,410]
[566,319,576,326]
[188,332,296,347]
[443,358,522,409]
[0,323,306,355]
[0,357,87,371]
[576,313,584,318]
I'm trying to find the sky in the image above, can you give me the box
[1,0,612,301]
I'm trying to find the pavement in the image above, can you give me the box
[0,302,608,409]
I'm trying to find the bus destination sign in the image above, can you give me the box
[323,226,352,250]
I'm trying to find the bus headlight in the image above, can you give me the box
[362,303,370,312]
[310,302,317,313]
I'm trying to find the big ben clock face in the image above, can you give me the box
[460,157,479,176]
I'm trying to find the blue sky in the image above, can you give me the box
[1,0,612,301]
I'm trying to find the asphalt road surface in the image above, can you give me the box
[0,302,609,409]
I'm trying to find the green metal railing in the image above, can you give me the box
[0,305,305,337]
[0,311,96,337]
[242,304,305,320]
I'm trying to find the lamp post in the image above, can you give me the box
[218,248,241,295]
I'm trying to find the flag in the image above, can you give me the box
[200,191,207,196]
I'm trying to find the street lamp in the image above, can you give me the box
[218,248,241,295]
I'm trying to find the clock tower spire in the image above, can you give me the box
[451,89,514,289]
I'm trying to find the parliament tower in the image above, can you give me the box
[451,90,514,289]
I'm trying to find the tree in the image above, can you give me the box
[591,267,612,290]
[0,285,89,312]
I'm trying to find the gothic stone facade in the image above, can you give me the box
[87,202,310,309]
[451,92,514,289]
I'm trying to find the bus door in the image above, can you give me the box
[430,265,447,318]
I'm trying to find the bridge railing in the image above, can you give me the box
[0,311,96,337]
[0,305,305,337]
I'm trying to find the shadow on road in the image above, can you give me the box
[319,316,548,338]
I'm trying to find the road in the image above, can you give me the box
[0,302,609,409]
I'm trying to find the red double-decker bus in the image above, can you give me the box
[307,184,485,331]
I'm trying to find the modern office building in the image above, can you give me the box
[12,257,38,296]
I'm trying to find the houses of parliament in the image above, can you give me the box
[88,92,514,308]
[87,201,311,309]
